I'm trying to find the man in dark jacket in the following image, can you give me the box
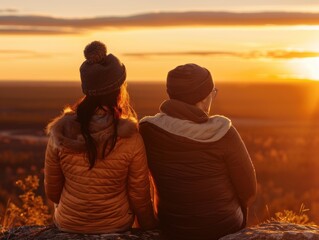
[139,63,257,240]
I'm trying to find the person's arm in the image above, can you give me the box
[224,126,257,207]
[128,134,157,230]
[44,136,64,204]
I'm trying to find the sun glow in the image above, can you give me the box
[290,57,319,81]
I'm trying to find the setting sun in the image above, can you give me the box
[295,57,319,81]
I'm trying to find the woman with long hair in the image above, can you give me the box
[45,41,157,233]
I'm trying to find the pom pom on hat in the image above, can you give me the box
[84,41,107,64]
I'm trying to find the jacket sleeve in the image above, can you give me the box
[224,126,257,207]
[44,135,64,204]
[127,133,157,230]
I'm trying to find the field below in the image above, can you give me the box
[1,80,319,225]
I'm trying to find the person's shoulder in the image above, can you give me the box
[139,113,165,125]
[207,115,240,141]
[117,117,138,138]
[224,125,238,136]
[118,124,145,153]
[46,108,77,136]
[219,123,244,145]
[45,109,79,150]
[139,113,162,131]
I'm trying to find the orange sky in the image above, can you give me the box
[1,2,319,82]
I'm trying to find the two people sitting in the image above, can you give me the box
[45,41,257,240]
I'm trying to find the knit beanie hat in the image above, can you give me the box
[166,63,214,104]
[79,41,126,96]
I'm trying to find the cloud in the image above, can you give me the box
[124,51,238,58]
[0,28,78,35]
[124,50,319,59]
[2,48,317,60]
[0,11,319,32]
[1,11,319,35]
[3,49,315,60]
[265,50,319,58]
[0,9,18,13]
[0,50,53,59]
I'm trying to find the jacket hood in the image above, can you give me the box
[139,99,232,143]
[46,109,138,152]
[140,113,231,143]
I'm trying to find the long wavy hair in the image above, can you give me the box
[73,82,136,169]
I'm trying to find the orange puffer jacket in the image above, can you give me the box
[45,111,156,234]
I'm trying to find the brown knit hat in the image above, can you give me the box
[166,63,214,104]
[79,41,126,96]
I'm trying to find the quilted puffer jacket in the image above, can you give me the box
[139,99,257,240]
[45,110,156,234]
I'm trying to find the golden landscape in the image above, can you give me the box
[1,80,319,231]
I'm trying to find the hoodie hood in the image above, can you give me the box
[139,99,231,143]
[46,109,138,152]
[140,113,231,143]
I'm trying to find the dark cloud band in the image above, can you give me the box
[1,11,319,29]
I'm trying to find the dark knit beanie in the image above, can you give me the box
[79,41,126,96]
[166,63,214,104]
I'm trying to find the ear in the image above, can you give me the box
[195,92,213,114]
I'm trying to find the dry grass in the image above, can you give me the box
[0,175,317,235]
[269,204,315,225]
[0,175,50,232]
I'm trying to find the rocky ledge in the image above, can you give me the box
[219,221,319,240]
[0,226,161,240]
[1,222,319,240]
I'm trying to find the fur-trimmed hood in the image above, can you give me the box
[46,110,138,152]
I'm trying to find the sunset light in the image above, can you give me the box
[1,1,319,238]
[1,1,319,83]
[294,57,319,81]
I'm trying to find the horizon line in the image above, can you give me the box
[0,79,317,85]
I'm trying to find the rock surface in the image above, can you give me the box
[1,222,319,240]
[220,222,319,240]
[0,225,162,240]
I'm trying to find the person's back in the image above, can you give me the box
[45,41,156,234]
[46,111,153,233]
[139,64,257,240]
